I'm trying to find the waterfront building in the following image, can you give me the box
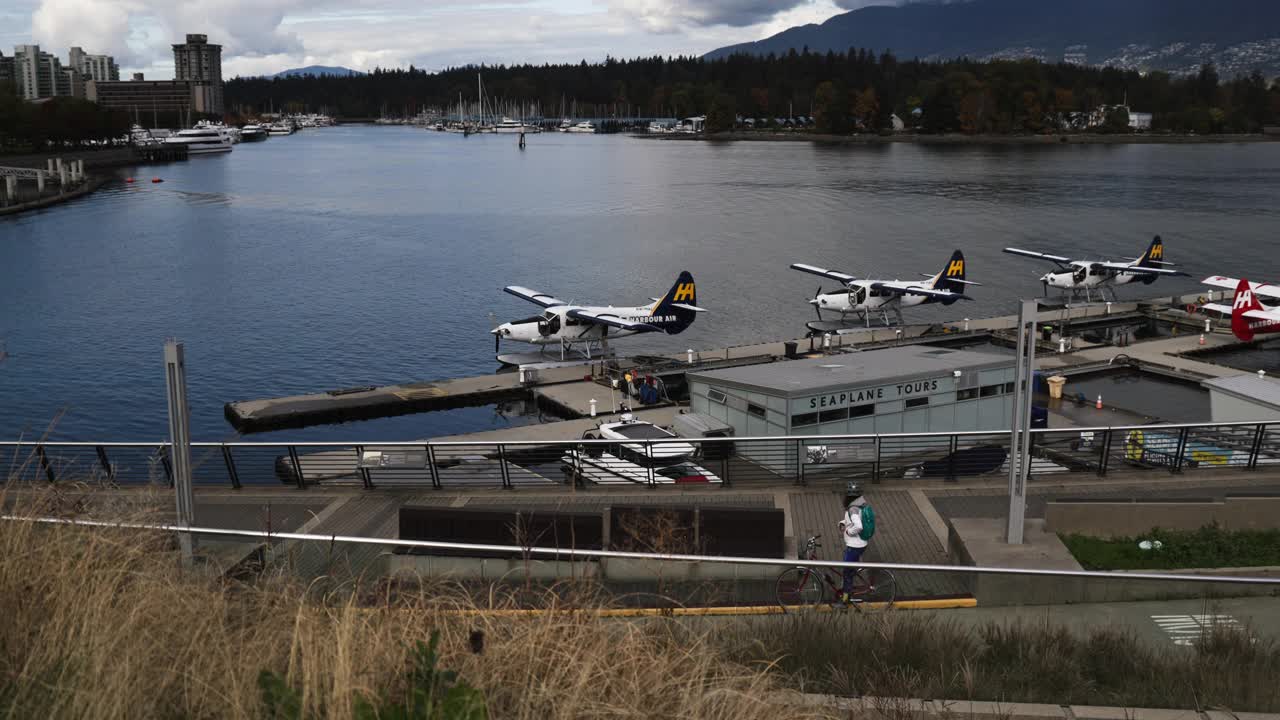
[172,33,223,115]
[69,46,120,83]
[13,44,62,100]
[87,79,196,127]
[687,345,1017,474]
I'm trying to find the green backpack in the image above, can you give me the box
[859,504,876,541]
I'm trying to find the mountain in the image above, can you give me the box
[271,65,364,78]
[704,0,1280,77]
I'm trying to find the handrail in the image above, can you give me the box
[0,418,1271,449]
[5,515,1280,586]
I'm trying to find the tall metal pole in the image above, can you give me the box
[164,340,196,564]
[1006,300,1037,544]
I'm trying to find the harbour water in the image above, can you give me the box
[2,127,1278,441]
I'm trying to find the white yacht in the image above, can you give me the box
[494,117,540,133]
[565,121,595,133]
[267,121,295,136]
[240,124,268,142]
[560,414,721,486]
[163,127,233,154]
[557,118,572,132]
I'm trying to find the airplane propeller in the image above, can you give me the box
[812,286,825,321]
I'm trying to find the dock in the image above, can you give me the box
[225,290,1230,435]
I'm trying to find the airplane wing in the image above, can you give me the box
[1202,275,1280,301]
[790,263,858,285]
[1202,303,1279,321]
[566,309,663,333]
[871,281,972,301]
[1003,248,1072,263]
[504,286,568,308]
[1096,262,1186,276]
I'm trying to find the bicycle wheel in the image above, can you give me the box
[850,569,896,609]
[776,567,826,608]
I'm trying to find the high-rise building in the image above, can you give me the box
[14,44,62,100]
[0,51,14,93]
[57,66,84,99]
[171,33,223,115]
[69,46,119,83]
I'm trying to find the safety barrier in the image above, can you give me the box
[2,419,1275,491]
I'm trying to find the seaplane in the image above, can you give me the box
[492,271,704,365]
[1201,278,1280,342]
[790,250,978,328]
[1002,235,1186,302]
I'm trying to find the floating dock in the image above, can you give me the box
[225,291,1226,435]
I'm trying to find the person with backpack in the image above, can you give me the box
[838,482,875,604]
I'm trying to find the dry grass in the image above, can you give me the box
[0,487,824,720]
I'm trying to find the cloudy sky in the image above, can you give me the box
[3,0,895,78]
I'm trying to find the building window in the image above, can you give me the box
[819,407,849,423]
[980,384,1003,398]
[707,388,727,404]
[850,404,875,418]
[747,403,767,419]
[957,388,978,401]
[791,412,818,428]
[905,397,930,409]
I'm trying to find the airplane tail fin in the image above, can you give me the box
[932,250,968,296]
[652,271,699,335]
[1136,235,1165,267]
[1232,277,1262,342]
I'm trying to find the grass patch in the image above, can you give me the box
[1062,525,1280,570]
[720,611,1280,711]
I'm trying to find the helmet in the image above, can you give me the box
[844,482,862,504]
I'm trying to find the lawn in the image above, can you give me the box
[1062,525,1280,570]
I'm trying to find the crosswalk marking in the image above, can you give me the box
[1150,614,1247,646]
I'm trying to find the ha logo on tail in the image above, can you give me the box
[1201,277,1280,342]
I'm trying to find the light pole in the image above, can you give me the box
[1006,300,1039,544]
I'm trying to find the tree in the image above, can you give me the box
[704,93,736,133]
[1102,106,1131,134]
[812,80,850,133]
[852,87,878,130]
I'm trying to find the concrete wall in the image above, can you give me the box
[1046,495,1280,538]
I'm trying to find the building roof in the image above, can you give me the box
[689,345,1012,397]
[1201,374,1280,410]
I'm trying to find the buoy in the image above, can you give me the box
[151,177,163,183]
[1096,394,1103,410]
[1199,333,1205,346]
[125,177,134,184]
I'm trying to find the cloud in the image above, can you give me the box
[833,0,900,10]
[606,0,812,34]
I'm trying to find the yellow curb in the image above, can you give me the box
[445,597,976,618]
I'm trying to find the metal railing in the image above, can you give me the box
[2,419,1275,491]
[6,514,1280,589]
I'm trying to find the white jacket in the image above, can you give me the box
[841,500,868,549]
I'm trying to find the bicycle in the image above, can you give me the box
[775,534,897,611]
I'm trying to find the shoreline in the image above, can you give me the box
[642,131,1280,145]
[0,174,110,218]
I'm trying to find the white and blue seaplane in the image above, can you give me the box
[492,271,705,366]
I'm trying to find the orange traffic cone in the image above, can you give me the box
[1096,394,1103,410]
[1199,334,1206,346]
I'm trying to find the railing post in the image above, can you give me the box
[353,445,372,490]
[1173,426,1190,474]
[872,436,881,484]
[287,445,305,489]
[1098,429,1112,476]
[159,445,174,486]
[498,444,512,489]
[221,444,241,489]
[95,445,114,482]
[163,340,195,565]
[795,439,805,487]
[947,434,958,483]
[426,444,441,489]
[646,441,656,488]
[720,450,729,488]
[36,445,55,482]
[1248,423,1267,470]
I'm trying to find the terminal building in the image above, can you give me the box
[689,345,1016,438]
